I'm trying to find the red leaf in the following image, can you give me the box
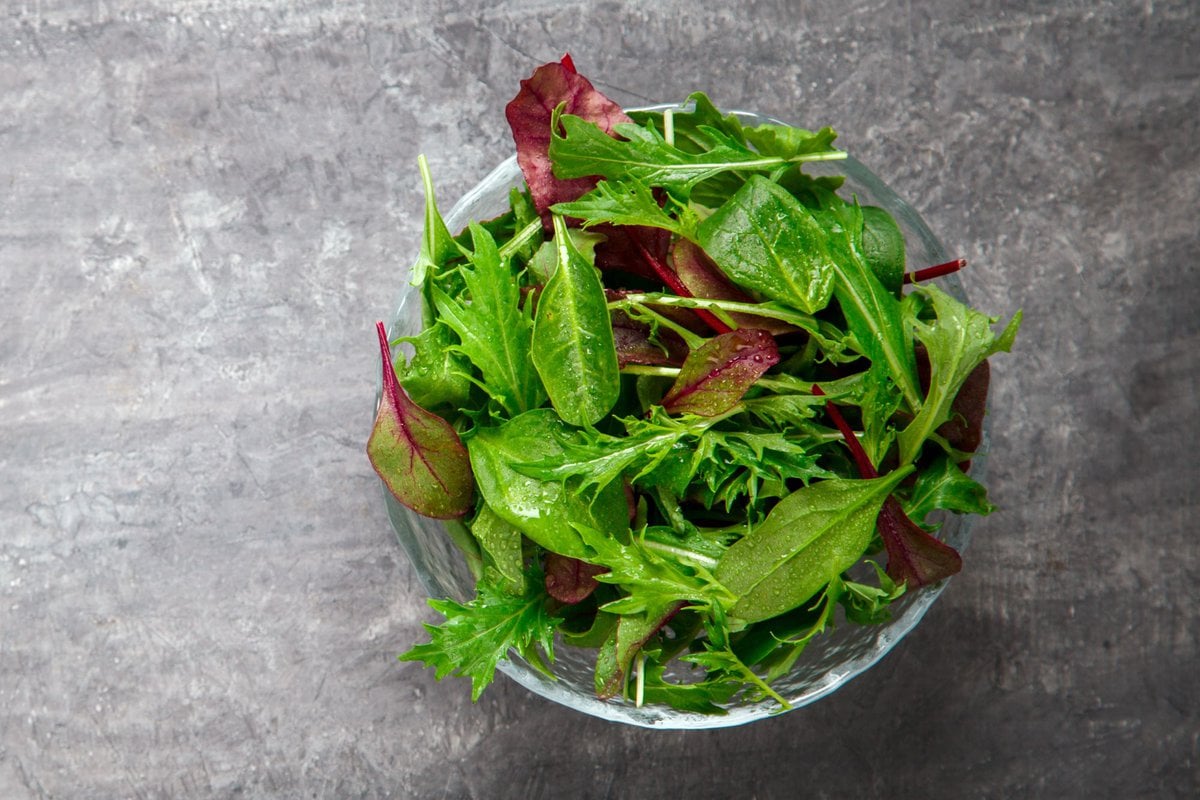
[878,497,963,588]
[367,322,474,519]
[671,239,798,336]
[544,552,609,604]
[505,59,630,216]
[916,346,991,458]
[662,329,780,416]
[611,309,688,368]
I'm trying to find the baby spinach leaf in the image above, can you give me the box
[859,205,907,294]
[433,222,545,418]
[695,175,837,315]
[662,328,781,416]
[467,409,629,559]
[368,322,474,519]
[672,239,798,335]
[399,567,561,702]
[470,503,527,595]
[716,468,911,625]
[531,215,621,427]
[897,285,1021,464]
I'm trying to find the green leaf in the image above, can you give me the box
[639,661,736,715]
[715,469,911,625]
[743,123,838,160]
[399,569,561,701]
[368,322,474,520]
[395,320,472,412]
[466,409,630,559]
[897,285,1022,464]
[550,109,843,200]
[531,215,622,427]
[526,227,604,285]
[695,175,837,315]
[683,645,790,709]
[470,503,527,594]
[901,454,996,526]
[411,154,459,288]
[551,177,694,239]
[432,222,546,418]
[807,188,923,410]
[595,599,680,699]
[859,205,906,294]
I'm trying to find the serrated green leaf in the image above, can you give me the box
[399,569,560,701]
[901,454,996,526]
[897,285,1022,464]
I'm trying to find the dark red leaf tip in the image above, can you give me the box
[560,53,576,74]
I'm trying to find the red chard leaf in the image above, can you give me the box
[544,552,608,604]
[505,58,631,216]
[593,224,671,282]
[611,312,688,368]
[671,239,798,335]
[662,329,780,416]
[367,322,474,519]
[877,497,963,588]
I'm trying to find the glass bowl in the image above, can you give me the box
[380,107,982,729]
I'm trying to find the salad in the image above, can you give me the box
[368,56,1021,714]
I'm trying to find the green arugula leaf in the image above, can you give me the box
[432,222,546,418]
[549,108,844,200]
[399,568,561,701]
[696,175,837,315]
[806,187,923,410]
[683,645,790,709]
[901,454,996,526]
[395,320,472,413]
[743,123,838,160]
[531,215,621,427]
[551,177,695,239]
[716,468,912,625]
[897,285,1022,464]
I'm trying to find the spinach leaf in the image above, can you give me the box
[531,215,621,427]
[467,409,629,559]
[696,175,837,315]
[716,468,911,625]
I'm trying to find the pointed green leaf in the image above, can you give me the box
[531,215,621,427]
[716,469,911,624]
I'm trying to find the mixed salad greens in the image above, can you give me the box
[368,56,1021,714]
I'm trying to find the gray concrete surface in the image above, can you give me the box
[2,1,1197,797]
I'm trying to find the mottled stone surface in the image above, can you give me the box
[1,1,1196,797]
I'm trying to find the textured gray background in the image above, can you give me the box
[2,1,1197,797]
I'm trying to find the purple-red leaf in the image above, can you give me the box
[367,322,474,519]
[544,552,608,604]
[878,497,963,588]
[662,329,780,416]
[916,347,991,458]
[505,58,630,216]
[671,239,797,335]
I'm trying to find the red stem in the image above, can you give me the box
[812,384,877,478]
[904,258,966,284]
[633,239,733,335]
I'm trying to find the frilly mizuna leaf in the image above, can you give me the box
[367,321,473,519]
[662,329,780,416]
[505,58,631,216]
